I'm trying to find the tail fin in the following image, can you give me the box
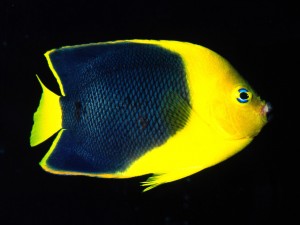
[30,75,62,147]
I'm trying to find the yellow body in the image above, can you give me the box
[31,40,268,191]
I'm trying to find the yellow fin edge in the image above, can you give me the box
[44,50,66,96]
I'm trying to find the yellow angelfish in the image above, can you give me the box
[30,40,271,191]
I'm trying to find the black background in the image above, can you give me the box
[1,0,299,224]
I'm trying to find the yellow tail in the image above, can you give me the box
[30,75,62,147]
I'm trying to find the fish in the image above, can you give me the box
[30,40,271,191]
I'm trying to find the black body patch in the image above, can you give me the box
[47,42,191,173]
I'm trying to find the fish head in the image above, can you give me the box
[208,69,270,140]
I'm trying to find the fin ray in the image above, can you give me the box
[141,167,201,191]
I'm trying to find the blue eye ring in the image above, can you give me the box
[237,88,251,103]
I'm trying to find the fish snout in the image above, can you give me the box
[262,102,272,122]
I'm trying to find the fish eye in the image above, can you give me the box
[236,88,252,103]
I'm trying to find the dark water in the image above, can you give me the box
[1,1,298,224]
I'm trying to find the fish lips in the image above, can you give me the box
[262,102,273,122]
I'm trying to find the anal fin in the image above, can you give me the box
[39,129,99,175]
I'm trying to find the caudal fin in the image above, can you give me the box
[30,75,62,147]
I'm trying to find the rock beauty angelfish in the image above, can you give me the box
[30,40,271,191]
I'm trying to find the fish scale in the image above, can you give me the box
[48,43,190,173]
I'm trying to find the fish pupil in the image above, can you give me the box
[240,92,249,100]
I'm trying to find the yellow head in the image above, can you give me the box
[208,67,270,140]
[167,41,270,141]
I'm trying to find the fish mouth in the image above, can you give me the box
[261,102,272,122]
